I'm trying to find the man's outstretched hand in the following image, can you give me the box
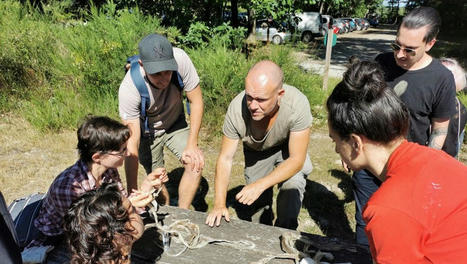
[205,206,230,227]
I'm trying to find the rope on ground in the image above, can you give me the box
[145,206,334,264]
[145,218,256,257]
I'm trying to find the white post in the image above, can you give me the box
[322,28,334,91]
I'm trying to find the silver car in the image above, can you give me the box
[255,19,291,44]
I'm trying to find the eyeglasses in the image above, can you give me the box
[390,43,417,56]
[102,147,127,157]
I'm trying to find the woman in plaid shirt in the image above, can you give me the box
[27,116,167,263]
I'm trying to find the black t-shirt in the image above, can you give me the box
[442,99,467,157]
[375,52,456,147]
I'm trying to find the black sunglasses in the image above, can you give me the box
[390,43,416,56]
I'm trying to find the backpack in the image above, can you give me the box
[8,193,45,249]
[125,55,190,137]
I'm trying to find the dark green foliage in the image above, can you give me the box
[182,22,247,50]
[0,0,179,129]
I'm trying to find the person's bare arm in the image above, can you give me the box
[236,127,311,205]
[182,85,204,172]
[122,119,141,192]
[205,136,239,227]
[428,117,450,149]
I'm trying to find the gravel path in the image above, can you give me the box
[299,27,397,78]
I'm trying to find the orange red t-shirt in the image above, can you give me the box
[363,141,467,263]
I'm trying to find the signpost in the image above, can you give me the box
[322,27,337,91]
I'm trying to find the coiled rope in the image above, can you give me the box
[145,203,334,264]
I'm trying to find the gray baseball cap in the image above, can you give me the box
[138,34,178,74]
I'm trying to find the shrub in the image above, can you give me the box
[0,1,62,101]
[181,22,247,50]
[0,0,179,130]
[188,42,251,130]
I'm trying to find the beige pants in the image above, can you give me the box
[138,126,190,174]
[234,144,312,230]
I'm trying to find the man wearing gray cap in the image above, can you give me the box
[119,34,204,209]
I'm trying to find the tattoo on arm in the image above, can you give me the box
[428,127,448,149]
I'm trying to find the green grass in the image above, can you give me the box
[0,0,181,131]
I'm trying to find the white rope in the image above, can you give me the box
[145,208,255,257]
[145,208,334,264]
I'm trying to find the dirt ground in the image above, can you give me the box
[298,27,397,78]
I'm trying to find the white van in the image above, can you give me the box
[294,12,323,42]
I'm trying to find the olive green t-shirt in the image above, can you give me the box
[223,84,312,151]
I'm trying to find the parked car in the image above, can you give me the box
[222,11,248,26]
[336,18,349,33]
[341,18,357,31]
[321,15,333,34]
[368,17,379,27]
[294,12,323,42]
[333,18,347,34]
[361,18,370,30]
[255,19,291,44]
[353,18,365,30]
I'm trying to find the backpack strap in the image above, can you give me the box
[129,59,151,137]
[173,72,191,115]
[126,55,191,138]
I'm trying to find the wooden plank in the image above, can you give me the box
[131,206,371,264]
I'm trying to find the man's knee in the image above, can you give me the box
[280,173,306,200]
[277,188,302,212]
[182,163,202,181]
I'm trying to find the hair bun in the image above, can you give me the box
[341,58,386,102]
[348,55,361,66]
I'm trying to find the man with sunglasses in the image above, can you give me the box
[351,7,457,247]
[119,34,205,210]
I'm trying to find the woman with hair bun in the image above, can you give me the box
[327,59,467,263]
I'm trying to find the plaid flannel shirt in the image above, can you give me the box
[33,159,125,239]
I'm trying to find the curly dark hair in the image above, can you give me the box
[64,183,136,264]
